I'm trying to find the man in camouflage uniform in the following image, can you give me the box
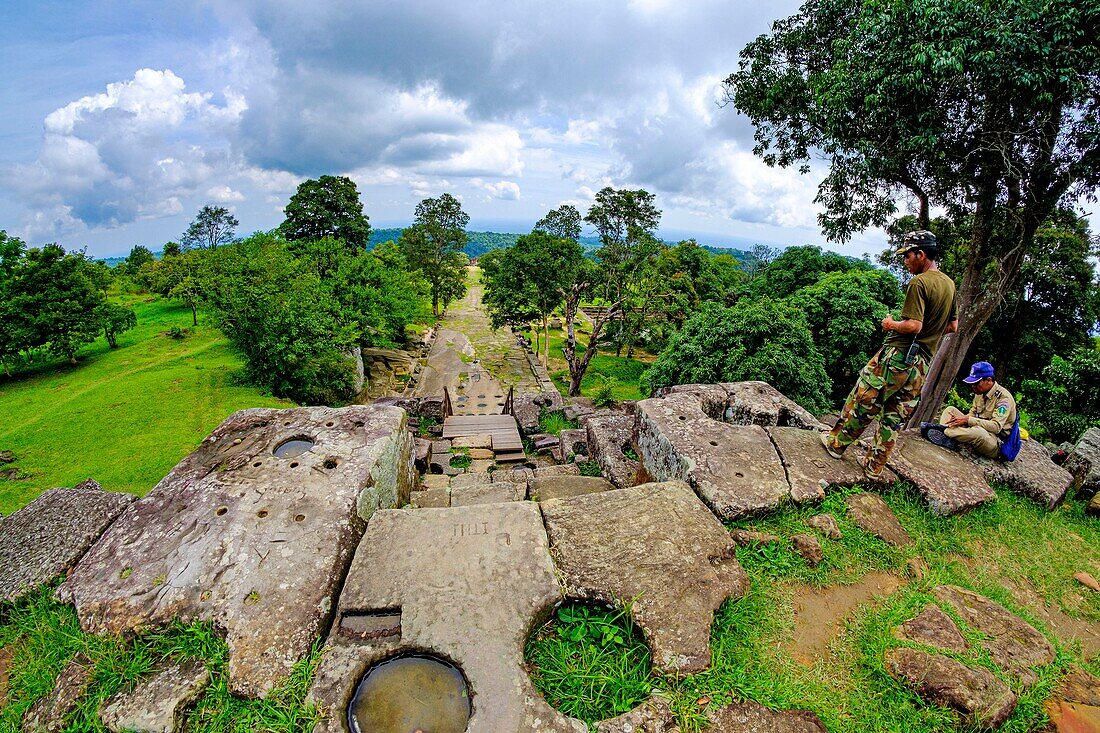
[936,361,1017,458]
[821,231,958,479]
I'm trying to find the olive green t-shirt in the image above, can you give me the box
[885,269,957,357]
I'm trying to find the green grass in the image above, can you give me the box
[0,296,291,515]
[525,482,1100,731]
[0,582,321,732]
[524,326,650,402]
[538,409,580,436]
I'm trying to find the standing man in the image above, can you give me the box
[821,230,958,479]
[928,361,1017,458]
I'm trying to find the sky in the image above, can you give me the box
[0,0,922,259]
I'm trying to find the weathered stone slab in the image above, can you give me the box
[22,653,94,733]
[57,405,414,698]
[469,458,494,472]
[885,647,1016,728]
[665,382,826,431]
[768,426,892,502]
[1054,667,1100,707]
[468,448,494,460]
[414,438,431,473]
[532,433,560,453]
[558,429,589,458]
[419,473,450,490]
[451,471,494,488]
[411,488,450,508]
[530,476,614,501]
[452,434,492,450]
[729,528,781,546]
[706,699,828,732]
[933,585,1054,685]
[99,659,209,733]
[585,413,639,489]
[596,696,678,733]
[887,432,995,515]
[637,393,788,519]
[1066,427,1100,499]
[430,438,452,455]
[1,486,134,603]
[1044,700,1100,733]
[791,534,823,566]
[541,481,749,673]
[895,604,968,653]
[972,439,1073,510]
[493,467,534,485]
[533,463,580,479]
[806,514,842,539]
[845,493,912,548]
[513,391,564,436]
[450,482,523,506]
[307,503,584,733]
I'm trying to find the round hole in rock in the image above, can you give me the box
[524,600,651,723]
[324,457,339,469]
[215,506,228,516]
[678,415,687,421]
[257,510,269,518]
[347,654,470,733]
[274,437,314,459]
[735,472,744,478]
[326,421,335,427]
[290,461,300,469]
[253,461,262,468]
[294,514,306,522]
[709,441,718,447]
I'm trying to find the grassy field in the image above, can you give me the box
[0,296,291,515]
[525,323,653,403]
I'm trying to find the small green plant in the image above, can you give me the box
[417,415,441,437]
[622,446,638,461]
[449,452,471,469]
[167,326,185,339]
[577,459,602,477]
[525,601,651,723]
[538,409,579,436]
[592,375,618,408]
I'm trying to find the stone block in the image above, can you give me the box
[414,438,432,473]
[450,472,494,488]
[729,528,781,546]
[558,429,589,458]
[934,585,1053,686]
[469,458,494,473]
[973,439,1073,510]
[768,426,895,503]
[453,435,493,450]
[637,392,788,520]
[845,493,912,548]
[467,448,494,460]
[596,696,678,733]
[666,381,826,430]
[806,514,842,539]
[541,481,749,673]
[894,604,968,654]
[411,489,450,508]
[22,654,94,733]
[1066,427,1100,499]
[430,438,452,455]
[885,647,1016,728]
[450,482,524,506]
[419,474,450,490]
[493,468,534,485]
[791,534,823,566]
[99,659,209,733]
[886,432,995,515]
[707,699,829,732]
[56,405,414,698]
[533,463,580,479]
[585,413,639,489]
[529,476,614,502]
[307,503,584,732]
[1,485,134,603]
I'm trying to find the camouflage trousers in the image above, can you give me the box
[825,346,928,475]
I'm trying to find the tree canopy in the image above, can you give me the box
[728,0,1100,424]
[281,175,371,250]
[181,205,238,250]
[402,193,470,315]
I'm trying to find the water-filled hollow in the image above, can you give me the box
[347,654,471,733]
[273,437,314,459]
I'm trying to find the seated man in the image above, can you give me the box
[936,361,1017,458]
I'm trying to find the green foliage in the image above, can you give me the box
[1018,347,1100,443]
[449,452,471,469]
[180,205,238,251]
[0,583,322,732]
[97,303,137,349]
[577,459,602,477]
[280,175,371,250]
[525,602,651,723]
[742,245,873,301]
[402,193,470,315]
[483,232,585,340]
[641,299,832,412]
[416,415,440,438]
[534,204,583,241]
[786,269,902,402]
[538,410,579,436]
[591,375,618,408]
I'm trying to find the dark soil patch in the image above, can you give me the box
[785,571,904,664]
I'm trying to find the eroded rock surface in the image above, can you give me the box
[974,439,1073,510]
[895,604,968,654]
[308,502,584,733]
[845,493,912,548]
[806,514,842,540]
[933,585,1054,685]
[885,647,1016,728]
[22,654,94,733]
[529,475,614,501]
[1066,427,1100,499]
[887,433,995,515]
[98,659,209,733]
[1,486,134,603]
[450,482,523,506]
[541,481,749,673]
[768,426,883,503]
[706,699,828,732]
[596,696,679,733]
[666,382,825,430]
[585,414,639,489]
[637,392,788,519]
[791,534,823,567]
[57,406,414,698]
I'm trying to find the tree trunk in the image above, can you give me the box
[542,316,549,368]
[562,287,621,397]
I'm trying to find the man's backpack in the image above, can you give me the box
[999,416,1022,462]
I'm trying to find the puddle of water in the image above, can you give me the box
[273,438,314,459]
[347,655,470,733]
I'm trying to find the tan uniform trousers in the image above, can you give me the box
[940,406,1000,458]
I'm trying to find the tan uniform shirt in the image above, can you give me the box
[967,382,1017,437]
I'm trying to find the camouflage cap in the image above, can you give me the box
[894,229,937,256]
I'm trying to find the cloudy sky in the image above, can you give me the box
[0,0,898,259]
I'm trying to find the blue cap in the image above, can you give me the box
[962,361,994,383]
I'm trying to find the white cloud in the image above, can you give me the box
[206,185,245,202]
[481,180,521,200]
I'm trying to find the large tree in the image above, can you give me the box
[181,205,238,250]
[281,175,371,249]
[402,193,470,316]
[534,204,583,241]
[728,0,1100,424]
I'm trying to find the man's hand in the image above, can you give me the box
[947,415,969,428]
[881,316,895,331]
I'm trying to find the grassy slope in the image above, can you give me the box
[0,296,291,514]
